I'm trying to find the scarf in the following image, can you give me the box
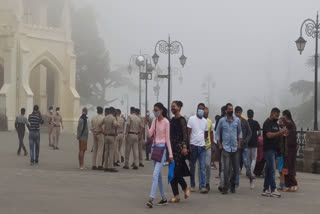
[80,114,88,137]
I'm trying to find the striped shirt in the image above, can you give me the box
[28,112,43,131]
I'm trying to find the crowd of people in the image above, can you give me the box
[14,101,300,208]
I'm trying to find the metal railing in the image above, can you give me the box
[296,128,307,158]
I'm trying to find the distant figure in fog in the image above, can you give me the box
[15,108,29,156]
[28,105,44,165]
[77,107,89,170]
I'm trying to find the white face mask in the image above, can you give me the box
[50,110,53,113]
[56,111,60,114]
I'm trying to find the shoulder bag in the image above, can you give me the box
[151,119,165,162]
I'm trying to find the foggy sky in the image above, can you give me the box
[78,0,320,121]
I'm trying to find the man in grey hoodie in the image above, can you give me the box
[235,106,253,189]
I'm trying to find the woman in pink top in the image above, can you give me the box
[145,103,173,208]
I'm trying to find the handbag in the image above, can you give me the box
[151,119,165,162]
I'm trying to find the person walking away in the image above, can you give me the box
[211,115,220,169]
[261,108,287,198]
[145,103,173,208]
[187,103,209,193]
[91,106,105,170]
[278,117,287,190]
[247,109,261,179]
[77,107,89,169]
[101,107,118,172]
[235,106,253,189]
[215,103,242,194]
[15,108,29,156]
[254,135,265,177]
[52,107,63,150]
[169,101,191,203]
[136,108,145,167]
[47,106,54,147]
[215,106,226,186]
[282,110,299,192]
[28,105,44,165]
[124,107,142,170]
[114,109,125,165]
[198,107,213,191]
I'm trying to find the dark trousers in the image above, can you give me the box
[263,150,277,192]
[145,143,151,160]
[29,131,40,162]
[17,127,27,154]
[170,176,187,196]
[222,150,239,191]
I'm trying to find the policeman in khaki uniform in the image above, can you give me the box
[135,108,145,167]
[47,106,54,147]
[123,107,142,170]
[101,107,118,173]
[90,106,105,170]
[114,109,125,165]
[52,107,63,150]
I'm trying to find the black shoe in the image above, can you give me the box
[121,156,124,163]
[123,166,129,169]
[145,158,150,161]
[104,168,110,172]
[218,186,223,192]
[231,188,236,193]
[30,161,34,165]
[109,168,118,173]
[114,163,120,167]
[35,160,39,164]
[157,199,168,206]
[132,166,138,170]
[222,188,228,195]
[139,163,144,167]
[17,151,21,156]
[206,184,211,191]
[97,166,104,170]
[92,166,97,170]
[146,200,153,208]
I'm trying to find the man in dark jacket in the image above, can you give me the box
[235,106,253,188]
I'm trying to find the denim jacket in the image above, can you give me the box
[215,116,242,152]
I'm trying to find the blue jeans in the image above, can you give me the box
[29,131,40,162]
[263,150,277,192]
[236,148,252,185]
[149,143,166,199]
[190,145,206,189]
[198,147,211,186]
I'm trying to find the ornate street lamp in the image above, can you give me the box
[128,52,154,116]
[296,12,320,130]
[152,35,187,118]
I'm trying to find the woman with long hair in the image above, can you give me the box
[169,101,191,203]
[282,110,299,192]
[145,103,173,208]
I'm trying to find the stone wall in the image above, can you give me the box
[303,131,320,174]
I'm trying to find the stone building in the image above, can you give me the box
[0,0,80,131]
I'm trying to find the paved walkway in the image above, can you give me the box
[0,131,319,214]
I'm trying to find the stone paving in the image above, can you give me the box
[0,131,319,214]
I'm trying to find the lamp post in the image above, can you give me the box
[296,12,320,130]
[152,35,187,118]
[128,52,154,116]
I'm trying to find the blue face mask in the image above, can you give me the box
[197,109,204,117]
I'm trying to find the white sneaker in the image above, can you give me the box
[261,189,271,197]
[271,189,281,198]
[250,181,255,189]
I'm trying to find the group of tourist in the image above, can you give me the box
[14,101,299,208]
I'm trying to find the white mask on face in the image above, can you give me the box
[56,111,60,114]
[50,110,53,113]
